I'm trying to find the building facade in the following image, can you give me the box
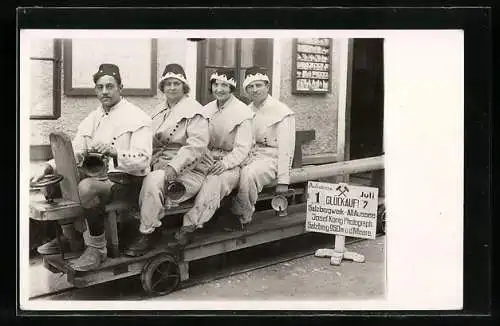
[29,38,345,164]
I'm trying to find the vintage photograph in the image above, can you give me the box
[19,28,463,311]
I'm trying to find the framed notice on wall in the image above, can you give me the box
[292,38,332,94]
[63,38,157,96]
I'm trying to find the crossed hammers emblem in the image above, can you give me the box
[336,185,349,197]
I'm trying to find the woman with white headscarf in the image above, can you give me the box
[173,67,255,245]
[125,63,210,256]
[228,66,296,230]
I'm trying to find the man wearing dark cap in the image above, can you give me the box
[31,63,153,271]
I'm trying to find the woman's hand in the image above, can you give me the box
[150,151,164,167]
[164,165,178,182]
[209,161,226,175]
[275,184,289,194]
[200,153,215,167]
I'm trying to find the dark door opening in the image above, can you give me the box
[349,38,384,160]
[348,38,385,196]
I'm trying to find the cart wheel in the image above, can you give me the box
[141,254,180,296]
[377,203,386,235]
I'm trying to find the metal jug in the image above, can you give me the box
[80,152,109,178]
[271,195,289,217]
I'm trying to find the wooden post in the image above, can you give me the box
[289,156,384,183]
[314,38,366,266]
[334,234,345,254]
[333,38,352,262]
[179,262,190,282]
[104,211,120,258]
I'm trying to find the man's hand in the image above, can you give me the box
[209,161,226,175]
[164,165,178,182]
[75,151,88,165]
[275,184,289,194]
[91,142,117,158]
[30,163,53,184]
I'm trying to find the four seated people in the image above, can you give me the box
[31,65,297,261]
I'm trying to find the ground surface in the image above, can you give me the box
[30,235,385,301]
[155,235,385,301]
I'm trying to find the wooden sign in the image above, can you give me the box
[306,181,379,240]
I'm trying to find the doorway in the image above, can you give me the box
[349,38,384,160]
[348,38,384,195]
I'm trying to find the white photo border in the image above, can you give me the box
[19,29,463,312]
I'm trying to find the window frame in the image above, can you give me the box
[63,39,158,97]
[29,39,62,120]
[196,38,274,105]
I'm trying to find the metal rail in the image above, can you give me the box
[31,234,384,300]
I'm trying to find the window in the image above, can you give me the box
[63,39,158,96]
[30,39,62,120]
[196,38,274,105]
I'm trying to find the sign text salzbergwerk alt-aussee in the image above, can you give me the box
[306,181,379,239]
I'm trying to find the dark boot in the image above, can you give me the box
[223,212,246,232]
[169,226,196,247]
[37,235,84,255]
[124,232,160,257]
[37,221,84,255]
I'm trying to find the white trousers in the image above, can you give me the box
[183,167,240,228]
[138,169,206,234]
[231,148,278,223]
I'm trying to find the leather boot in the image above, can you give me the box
[169,225,196,247]
[124,232,160,257]
[69,231,107,272]
[223,212,246,232]
[37,235,84,255]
